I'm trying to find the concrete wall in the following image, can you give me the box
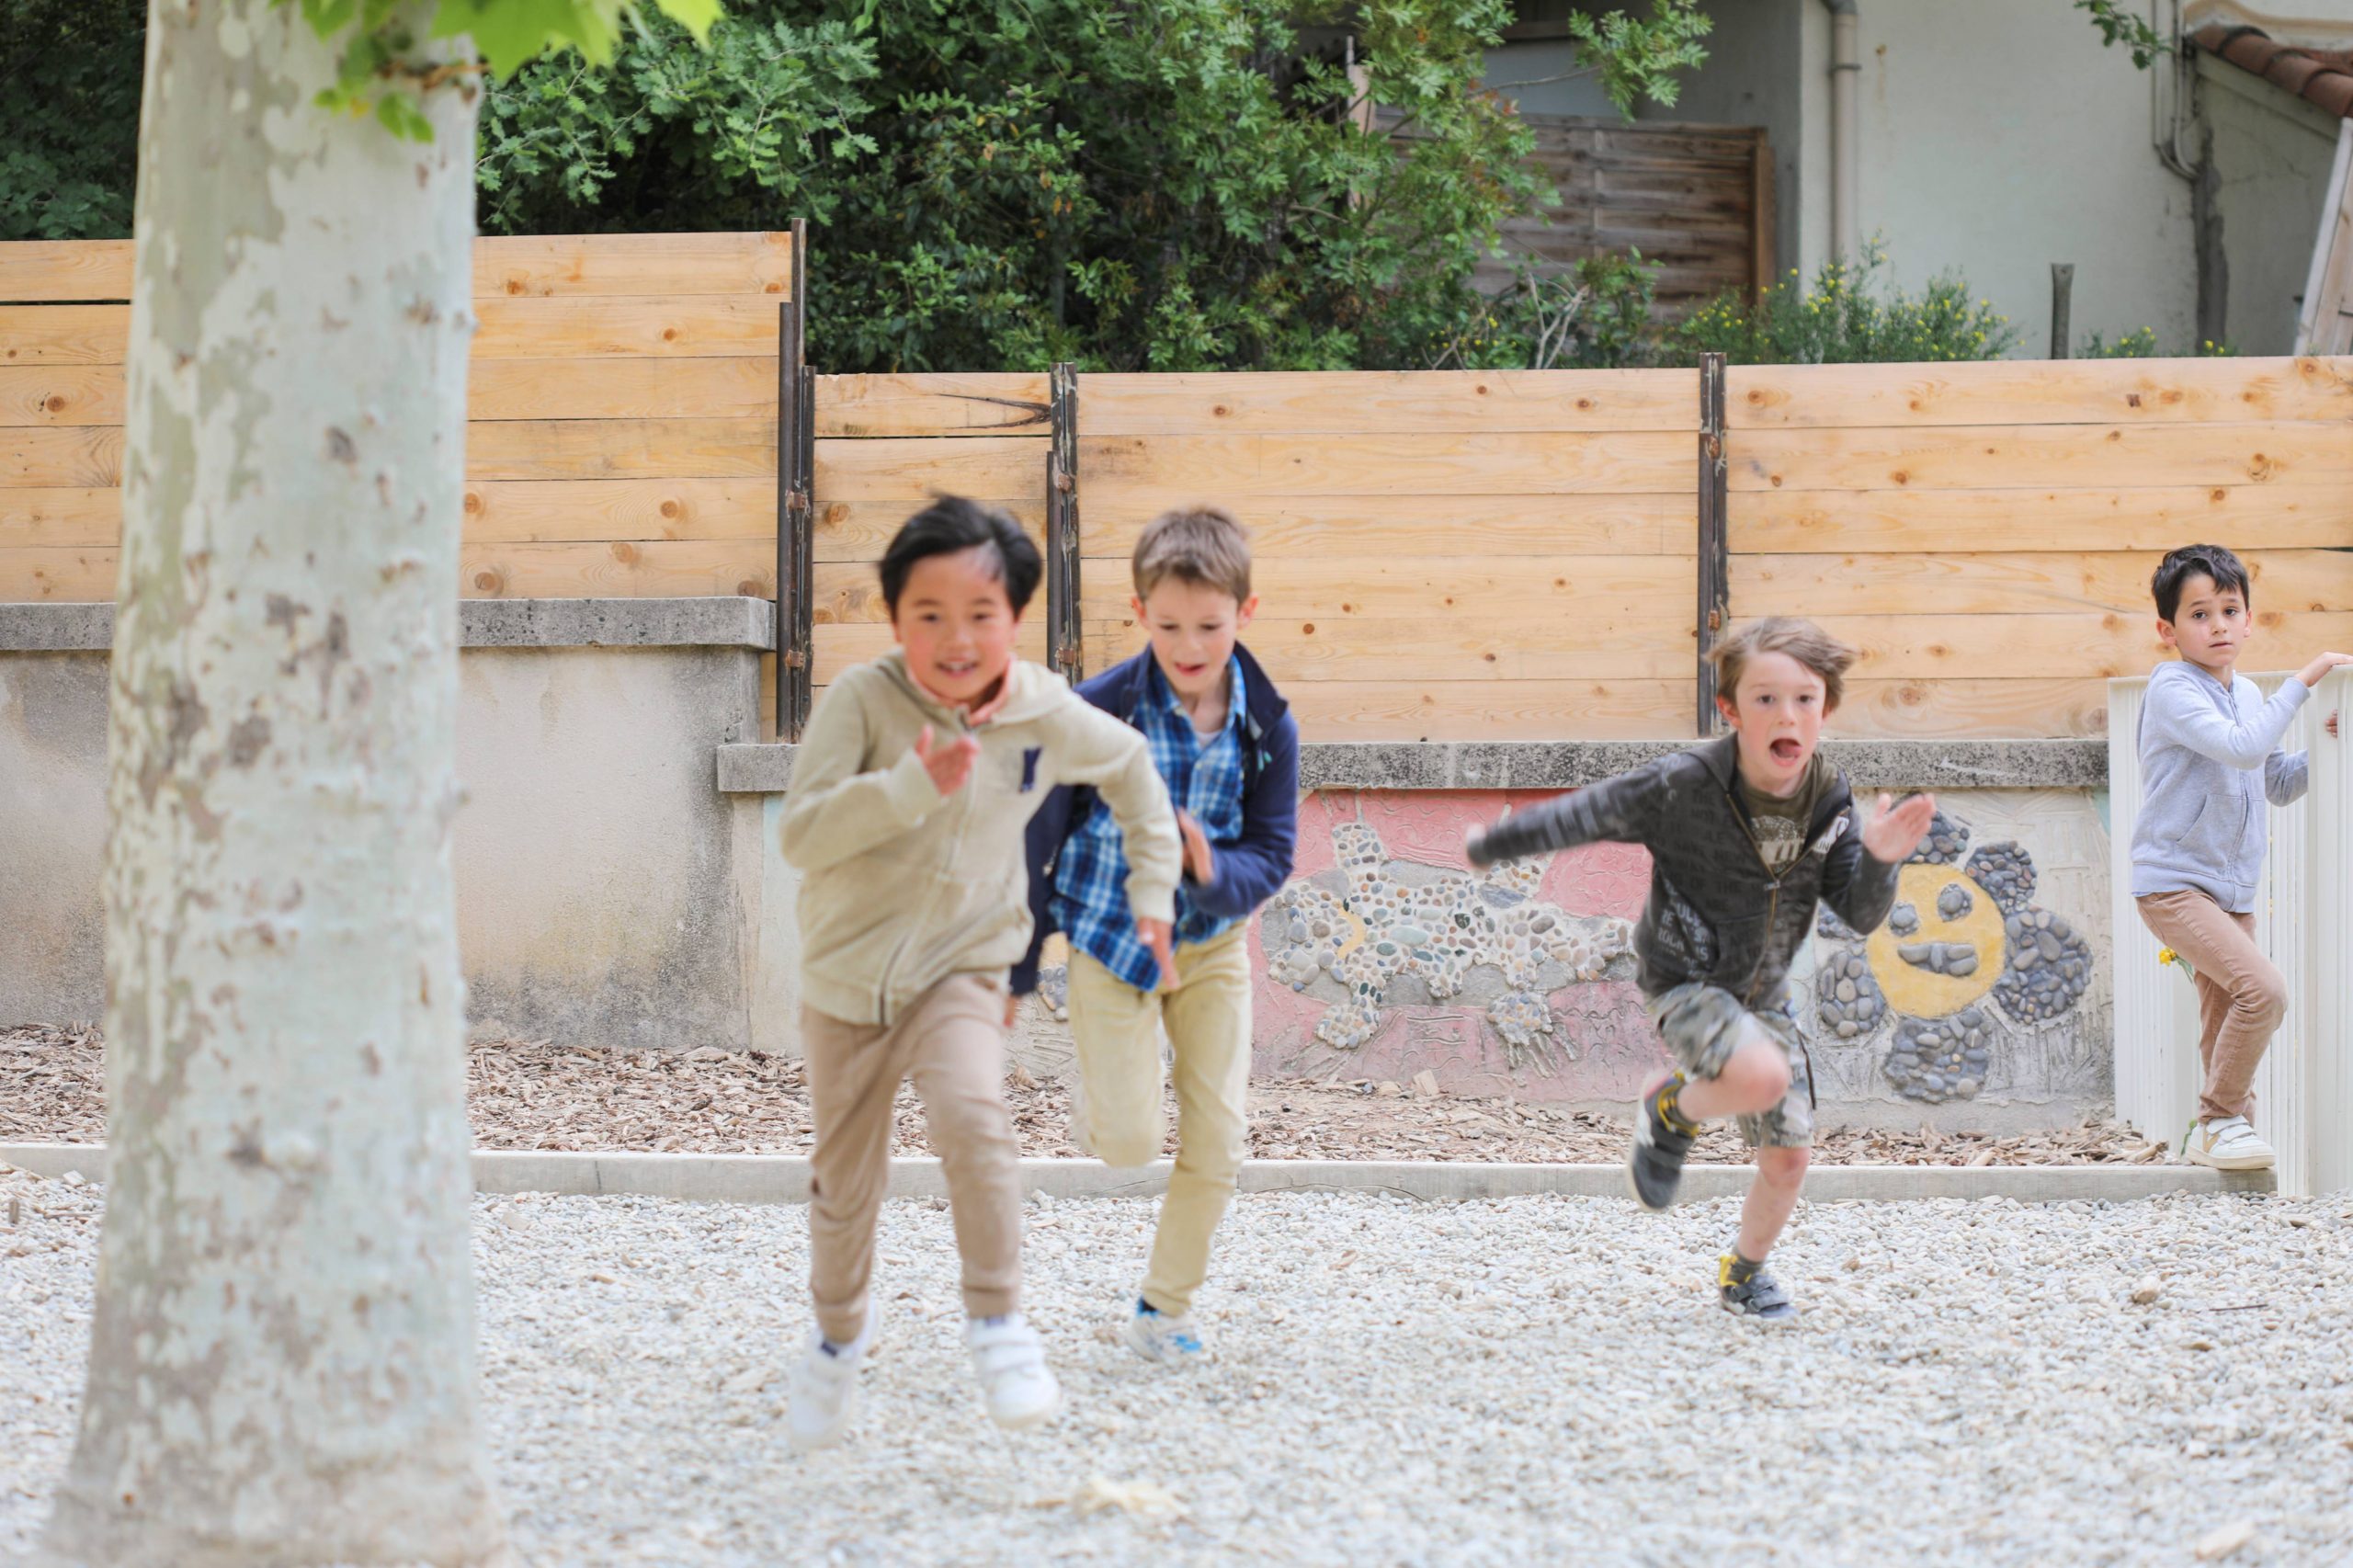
[1489,1,2217,355]
[2197,50,2343,352]
[2,600,776,1051]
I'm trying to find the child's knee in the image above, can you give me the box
[2236,964,2289,1026]
[1756,1144,1810,1185]
[1719,1041,1791,1105]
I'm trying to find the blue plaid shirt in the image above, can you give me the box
[1051,655,1249,992]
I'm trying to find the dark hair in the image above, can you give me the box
[2152,544,2252,622]
[1709,616,1857,714]
[878,494,1042,615]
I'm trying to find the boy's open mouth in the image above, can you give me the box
[1769,737,1803,764]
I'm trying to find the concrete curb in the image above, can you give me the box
[0,1144,2274,1204]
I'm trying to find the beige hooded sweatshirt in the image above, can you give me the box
[781,651,1181,1026]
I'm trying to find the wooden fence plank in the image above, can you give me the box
[1730,483,2353,553]
[0,233,793,303]
[0,367,122,426]
[0,487,117,546]
[814,499,1044,563]
[460,479,777,543]
[1083,492,1691,560]
[1728,357,2353,429]
[1,295,781,366]
[4,426,125,488]
[1833,678,2109,738]
[1278,680,1694,742]
[1082,369,1698,436]
[0,546,116,600]
[1082,432,1692,496]
[467,358,779,421]
[473,232,792,299]
[4,358,785,426]
[1731,549,2353,617]
[1730,422,2353,493]
[458,540,776,599]
[812,436,1049,501]
[816,374,1051,437]
[466,418,774,482]
[1080,554,1695,623]
[1081,615,1692,681]
[1813,611,2353,681]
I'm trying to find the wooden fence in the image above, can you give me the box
[7,232,2350,745]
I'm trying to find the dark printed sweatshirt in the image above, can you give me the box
[1468,735,1903,1007]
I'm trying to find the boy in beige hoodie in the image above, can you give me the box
[779,495,1182,1450]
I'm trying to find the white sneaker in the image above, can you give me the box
[787,1325,870,1451]
[1122,1299,1208,1367]
[2182,1116,2276,1172]
[966,1313,1062,1431]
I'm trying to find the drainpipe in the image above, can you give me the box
[1823,0,1860,263]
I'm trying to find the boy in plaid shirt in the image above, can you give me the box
[1015,506,1299,1363]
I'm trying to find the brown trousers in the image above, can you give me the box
[801,973,1022,1345]
[2135,890,2290,1125]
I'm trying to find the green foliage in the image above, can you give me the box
[1665,242,2019,365]
[2080,328,2237,358]
[1432,252,1659,369]
[0,0,146,240]
[283,0,724,138]
[473,0,1712,372]
[2075,0,2174,72]
[1567,0,1713,115]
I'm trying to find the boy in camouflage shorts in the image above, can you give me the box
[1470,619,1933,1321]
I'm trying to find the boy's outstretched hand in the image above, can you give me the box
[1861,790,1937,863]
[911,724,980,797]
[1138,917,1179,992]
[1177,812,1216,884]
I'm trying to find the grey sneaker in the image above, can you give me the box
[1122,1299,1207,1366]
[1718,1255,1797,1323]
[1627,1072,1698,1211]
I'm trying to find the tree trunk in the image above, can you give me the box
[37,4,507,1564]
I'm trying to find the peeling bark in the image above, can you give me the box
[37,4,508,1564]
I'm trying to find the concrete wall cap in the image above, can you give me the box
[0,597,776,652]
[716,737,2107,793]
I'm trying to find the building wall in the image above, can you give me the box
[1490,2,2207,356]
[2197,51,2343,353]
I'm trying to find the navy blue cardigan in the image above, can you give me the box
[1011,644,1300,994]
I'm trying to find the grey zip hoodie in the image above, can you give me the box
[2128,660,2311,914]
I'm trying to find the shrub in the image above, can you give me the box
[1665,241,2018,365]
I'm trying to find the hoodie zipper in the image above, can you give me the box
[870,700,981,1025]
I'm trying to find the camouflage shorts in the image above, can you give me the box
[1645,983,1813,1149]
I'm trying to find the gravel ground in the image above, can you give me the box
[6,1164,2350,1565]
[4,1027,2166,1167]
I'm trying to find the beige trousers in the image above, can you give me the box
[2136,890,2289,1126]
[1063,924,1254,1315]
[800,973,1021,1344]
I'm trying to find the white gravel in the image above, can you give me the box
[6,1166,2353,1566]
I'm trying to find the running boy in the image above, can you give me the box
[778,496,1182,1449]
[1466,618,1934,1322]
[1013,506,1299,1364]
[2131,543,2349,1171]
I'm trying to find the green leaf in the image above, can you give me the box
[376,90,435,142]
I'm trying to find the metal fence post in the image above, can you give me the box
[776,219,813,741]
[1694,351,1730,735]
[1046,361,1082,681]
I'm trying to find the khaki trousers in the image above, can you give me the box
[1064,924,1253,1315]
[801,973,1020,1344]
[2136,890,2289,1126]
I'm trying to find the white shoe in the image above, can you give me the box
[1122,1299,1208,1367]
[966,1314,1062,1431]
[787,1325,869,1450]
[2182,1116,2275,1172]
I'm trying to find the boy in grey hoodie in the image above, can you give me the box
[2131,543,2349,1171]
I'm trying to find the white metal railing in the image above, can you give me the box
[2109,667,2349,1195]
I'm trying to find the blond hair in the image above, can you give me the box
[1131,506,1253,602]
[1709,617,1855,712]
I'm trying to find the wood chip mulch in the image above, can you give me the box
[4,1024,2170,1166]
